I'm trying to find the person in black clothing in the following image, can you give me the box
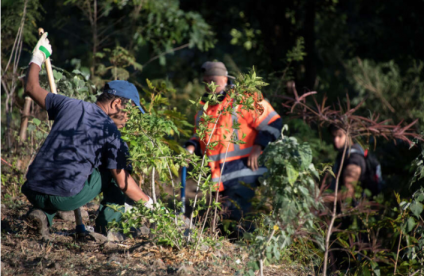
[323,124,367,204]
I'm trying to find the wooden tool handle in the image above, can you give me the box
[38,28,57,94]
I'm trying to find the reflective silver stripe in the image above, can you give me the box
[258,125,280,139]
[256,111,280,138]
[208,146,253,161]
[257,111,278,129]
[212,168,268,183]
[195,109,203,127]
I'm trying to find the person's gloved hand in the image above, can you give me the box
[125,196,154,211]
[143,196,154,209]
[29,32,52,68]
[125,196,169,213]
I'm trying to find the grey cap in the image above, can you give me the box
[201,61,235,79]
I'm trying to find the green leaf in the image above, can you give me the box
[203,101,209,111]
[32,118,41,126]
[362,265,371,276]
[299,144,312,170]
[286,163,299,186]
[53,70,63,81]
[273,244,281,260]
[407,216,416,232]
[146,79,154,90]
[95,52,105,58]
[298,186,309,197]
[370,261,380,276]
[410,201,423,218]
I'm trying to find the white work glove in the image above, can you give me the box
[124,197,153,212]
[29,32,52,68]
[143,196,154,209]
[125,197,169,213]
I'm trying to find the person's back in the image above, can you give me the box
[26,93,127,197]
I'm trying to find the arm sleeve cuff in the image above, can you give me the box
[184,139,201,156]
[254,132,275,149]
[254,118,283,148]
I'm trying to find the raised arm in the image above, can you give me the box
[25,63,49,109]
[25,32,52,109]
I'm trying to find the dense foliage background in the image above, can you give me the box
[2,0,424,275]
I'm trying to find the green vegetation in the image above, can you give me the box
[2,0,424,275]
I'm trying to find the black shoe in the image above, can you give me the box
[27,209,50,239]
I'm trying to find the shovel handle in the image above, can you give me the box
[38,28,57,94]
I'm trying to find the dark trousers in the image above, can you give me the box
[220,179,257,222]
[22,168,127,234]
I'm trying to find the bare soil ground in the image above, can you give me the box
[1,184,312,276]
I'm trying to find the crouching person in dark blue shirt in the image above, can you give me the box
[22,34,153,239]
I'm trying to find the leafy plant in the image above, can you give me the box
[95,46,143,83]
[111,69,270,254]
[242,129,325,275]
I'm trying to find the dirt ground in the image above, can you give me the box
[1,181,312,276]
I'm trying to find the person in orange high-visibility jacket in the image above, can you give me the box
[185,61,282,224]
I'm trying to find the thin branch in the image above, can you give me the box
[60,28,91,45]
[97,16,126,37]
[187,112,223,242]
[323,135,349,275]
[151,167,157,204]
[260,227,277,276]
[97,26,132,47]
[394,230,402,275]
[211,137,232,235]
[143,43,190,68]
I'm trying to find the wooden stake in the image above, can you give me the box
[19,96,32,143]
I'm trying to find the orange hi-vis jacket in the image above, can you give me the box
[188,93,281,191]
